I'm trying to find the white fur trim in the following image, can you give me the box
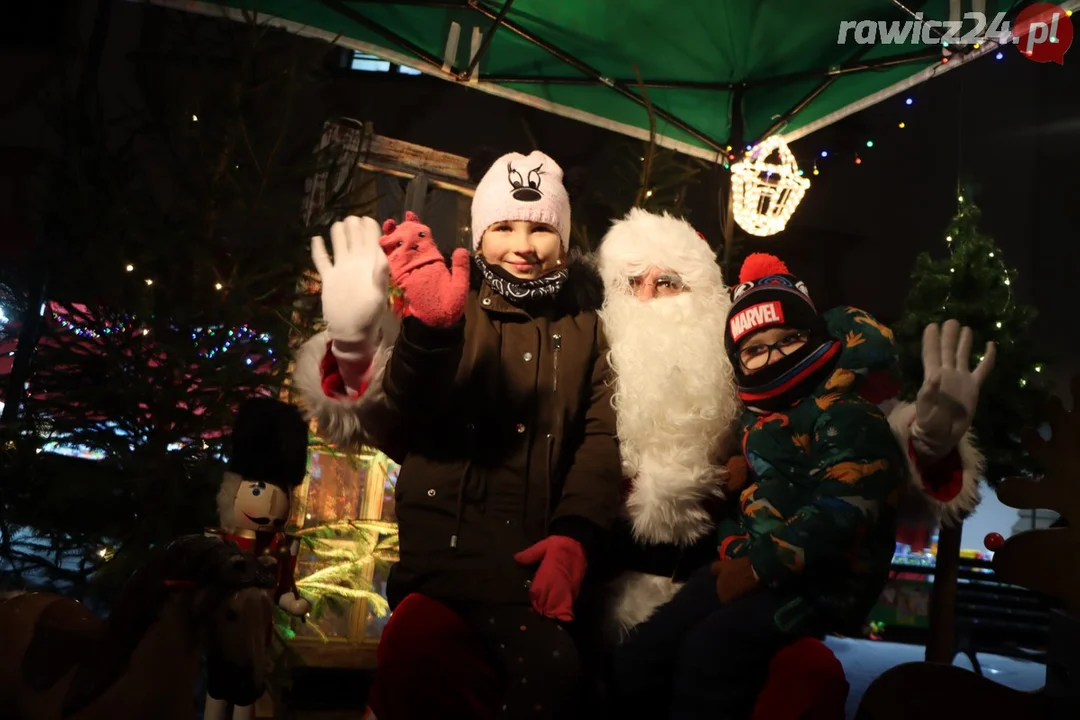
[597,208,725,298]
[471,151,570,250]
[607,571,683,638]
[290,319,398,451]
[623,463,727,545]
[597,208,739,545]
[888,401,983,526]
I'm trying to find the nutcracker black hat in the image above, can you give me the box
[227,397,309,490]
[724,253,840,412]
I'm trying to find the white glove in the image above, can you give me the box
[278,591,311,617]
[911,319,996,463]
[311,216,390,354]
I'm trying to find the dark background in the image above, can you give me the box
[2,0,1078,392]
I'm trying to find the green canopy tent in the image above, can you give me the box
[147,0,1076,261]
[147,0,1076,158]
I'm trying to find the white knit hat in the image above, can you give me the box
[470,151,571,251]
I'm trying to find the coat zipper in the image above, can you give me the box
[450,423,475,549]
[552,333,561,394]
[544,333,563,532]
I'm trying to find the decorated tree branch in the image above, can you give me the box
[894,196,1051,486]
[1,6,341,601]
[274,518,399,642]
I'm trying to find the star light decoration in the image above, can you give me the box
[730,135,810,237]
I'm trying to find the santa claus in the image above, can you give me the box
[292,209,992,719]
[594,208,991,640]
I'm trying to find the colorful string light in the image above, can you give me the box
[52,307,276,362]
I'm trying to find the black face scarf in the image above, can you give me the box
[474,255,568,306]
[733,331,842,413]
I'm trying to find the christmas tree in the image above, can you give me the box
[0,6,350,600]
[894,196,1051,486]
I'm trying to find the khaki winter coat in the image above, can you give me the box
[295,257,621,609]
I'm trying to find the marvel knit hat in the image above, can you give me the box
[723,253,822,356]
[470,151,571,251]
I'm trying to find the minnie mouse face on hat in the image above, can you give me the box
[507,159,544,202]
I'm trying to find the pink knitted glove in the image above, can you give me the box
[379,211,470,328]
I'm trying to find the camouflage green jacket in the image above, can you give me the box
[717,307,907,635]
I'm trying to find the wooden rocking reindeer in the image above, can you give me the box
[0,534,277,720]
[857,374,1080,720]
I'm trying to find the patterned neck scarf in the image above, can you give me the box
[474,256,569,306]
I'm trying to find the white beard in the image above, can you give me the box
[600,289,741,547]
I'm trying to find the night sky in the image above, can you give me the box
[3,1,1079,391]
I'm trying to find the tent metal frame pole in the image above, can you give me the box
[750,49,942,88]
[319,0,449,70]
[754,0,936,141]
[486,50,936,90]
[458,0,514,80]
[720,83,745,284]
[480,76,738,90]
[752,39,885,144]
[462,0,726,153]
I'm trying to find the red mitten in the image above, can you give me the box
[513,535,587,622]
[379,211,470,327]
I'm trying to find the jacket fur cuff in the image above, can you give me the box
[887,400,983,526]
[291,329,394,450]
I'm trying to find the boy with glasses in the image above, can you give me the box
[611,252,908,719]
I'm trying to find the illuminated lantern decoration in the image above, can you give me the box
[730,135,810,237]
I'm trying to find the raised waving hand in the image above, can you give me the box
[911,319,997,463]
[311,216,390,349]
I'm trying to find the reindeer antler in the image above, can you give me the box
[989,374,1080,612]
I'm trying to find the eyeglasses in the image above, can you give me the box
[627,273,686,294]
[739,331,810,370]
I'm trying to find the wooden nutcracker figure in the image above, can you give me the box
[204,397,311,720]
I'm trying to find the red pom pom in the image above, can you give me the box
[738,253,790,284]
[984,532,1005,552]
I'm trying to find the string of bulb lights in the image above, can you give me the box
[721,22,1073,179]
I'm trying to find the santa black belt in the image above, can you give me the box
[623,536,718,583]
